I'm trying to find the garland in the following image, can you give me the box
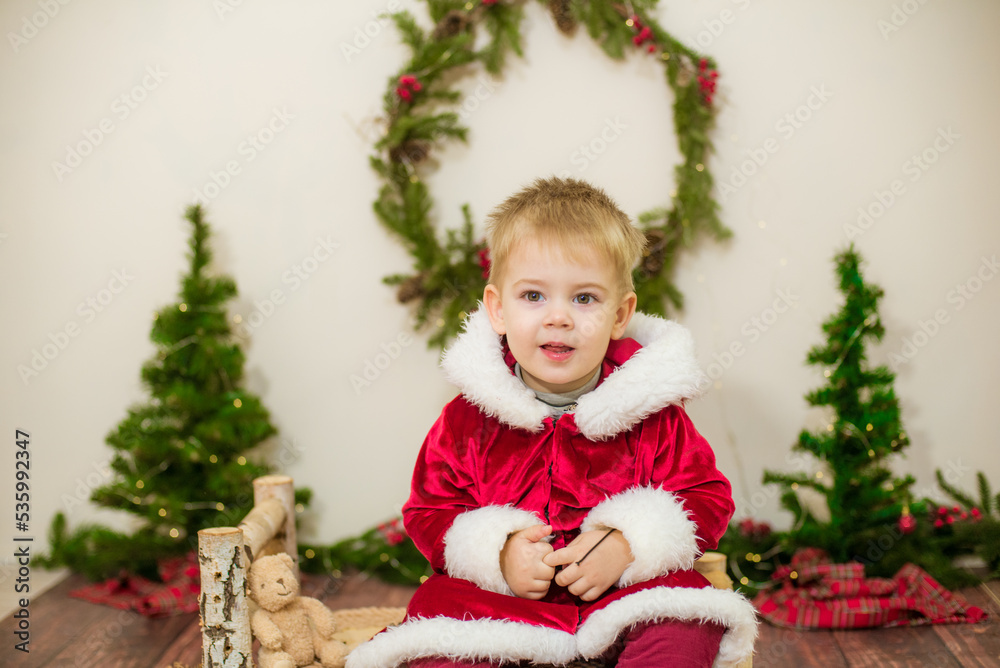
[372,0,730,347]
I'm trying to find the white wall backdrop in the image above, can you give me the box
[2,0,998,606]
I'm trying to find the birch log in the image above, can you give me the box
[250,474,297,576]
[199,526,253,668]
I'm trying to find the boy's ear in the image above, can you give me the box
[482,284,507,336]
[610,291,638,340]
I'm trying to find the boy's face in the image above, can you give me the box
[483,239,637,395]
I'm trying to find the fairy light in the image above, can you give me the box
[158,508,167,517]
[179,303,188,312]
[233,399,242,408]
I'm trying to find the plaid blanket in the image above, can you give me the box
[70,552,201,617]
[754,548,987,629]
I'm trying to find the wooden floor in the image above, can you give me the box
[2,572,998,667]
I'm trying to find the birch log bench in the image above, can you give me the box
[197,475,752,668]
[198,474,299,668]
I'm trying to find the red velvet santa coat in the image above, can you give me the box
[347,310,758,668]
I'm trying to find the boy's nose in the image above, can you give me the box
[544,304,572,327]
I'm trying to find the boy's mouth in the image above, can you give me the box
[541,343,574,360]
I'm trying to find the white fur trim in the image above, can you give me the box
[345,616,578,668]
[575,314,707,440]
[576,586,758,668]
[581,486,699,586]
[443,505,546,596]
[441,309,706,439]
[441,306,550,432]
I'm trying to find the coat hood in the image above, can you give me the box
[440,308,708,440]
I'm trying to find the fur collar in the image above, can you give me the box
[440,308,707,440]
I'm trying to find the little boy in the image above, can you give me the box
[348,178,756,668]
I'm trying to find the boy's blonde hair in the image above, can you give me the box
[485,177,647,294]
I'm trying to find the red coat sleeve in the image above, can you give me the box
[402,401,476,572]
[652,403,734,552]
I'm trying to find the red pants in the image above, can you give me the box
[407,618,726,668]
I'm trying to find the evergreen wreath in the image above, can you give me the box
[372,0,730,347]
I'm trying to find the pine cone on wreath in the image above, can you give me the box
[549,0,576,35]
[433,10,471,40]
[676,54,696,88]
[639,228,668,277]
[389,140,431,165]
[396,273,427,304]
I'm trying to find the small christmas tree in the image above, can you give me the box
[41,204,305,580]
[763,245,916,566]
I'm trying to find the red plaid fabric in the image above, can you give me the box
[754,548,987,629]
[69,552,201,617]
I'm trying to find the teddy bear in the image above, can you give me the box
[247,553,348,668]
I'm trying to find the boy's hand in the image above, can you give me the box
[500,524,556,600]
[543,528,633,602]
